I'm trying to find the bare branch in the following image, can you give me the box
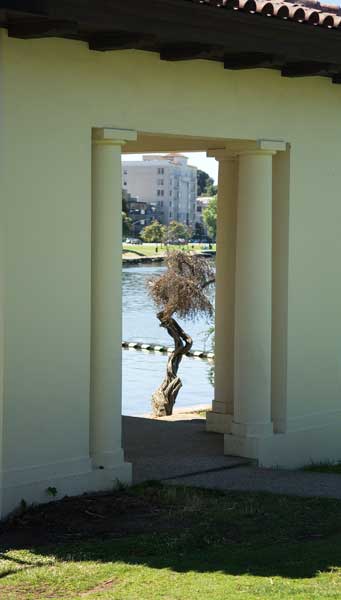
[148,250,215,321]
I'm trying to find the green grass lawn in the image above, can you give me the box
[123,243,162,257]
[1,483,340,599]
[122,243,216,257]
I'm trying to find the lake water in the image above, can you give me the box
[122,264,215,415]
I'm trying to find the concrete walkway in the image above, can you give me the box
[123,412,341,499]
[122,412,248,483]
[168,465,341,499]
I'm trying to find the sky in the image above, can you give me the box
[123,152,219,183]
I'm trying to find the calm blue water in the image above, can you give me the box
[122,264,214,415]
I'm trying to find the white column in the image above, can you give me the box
[0,208,4,517]
[206,153,238,434]
[90,127,136,469]
[231,150,275,441]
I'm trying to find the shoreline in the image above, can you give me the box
[139,403,211,419]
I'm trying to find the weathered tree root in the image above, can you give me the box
[152,312,193,417]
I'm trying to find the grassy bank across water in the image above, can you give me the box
[123,243,216,258]
[0,482,340,599]
[303,462,341,474]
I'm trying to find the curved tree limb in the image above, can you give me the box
[152,311,193,417]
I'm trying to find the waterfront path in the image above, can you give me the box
[123,410,341,499]
[122,409,248,483]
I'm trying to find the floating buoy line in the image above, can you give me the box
[122,341,214,360]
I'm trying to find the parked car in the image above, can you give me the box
[125,238,143,245]
[165,238,187,245]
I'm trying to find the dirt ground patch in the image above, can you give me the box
[80,578,118,597]
[0,579,118,599]
[0,583,66,599]
[0,486,192,550]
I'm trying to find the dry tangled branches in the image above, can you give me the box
[148,250,215,322]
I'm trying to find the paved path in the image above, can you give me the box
[168,465,341,499]
[123,413,341,499]
[123,413,248,483]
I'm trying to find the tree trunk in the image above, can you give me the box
[152,311,193,417]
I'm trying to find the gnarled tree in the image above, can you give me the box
[148,250,215,417]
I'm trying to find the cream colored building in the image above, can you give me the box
[123,154,197,227]
[1,0,341,518]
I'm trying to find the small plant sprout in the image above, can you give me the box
[113,479,128,492]
[46,486,58,498]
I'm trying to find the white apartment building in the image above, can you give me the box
[122,154,197,227]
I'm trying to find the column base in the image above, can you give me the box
[224,417,341,468]
[206,411,233,434]
[231,420,274,437]
[0,453,132,520]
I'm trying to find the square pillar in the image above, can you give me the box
[0,127,136,520]
[206,152,238,434]
[0,217,4,518]
[90,128,136,471]
[225,145,278,460]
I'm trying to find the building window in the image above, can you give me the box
[157,168,164,175]
[123,170,128,175]
[157,179,164,186]
[170,190,172,196]
[124,181,127,186]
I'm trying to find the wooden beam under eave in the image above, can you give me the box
[7,19,78,39]
[88,32,157,52]
[281,62,330,78]
[160,44,222,62]
[224,53,275,70]
[0,0,46,14]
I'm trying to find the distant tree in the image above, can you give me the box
[194,222,205,240]
[197,169,212,196]
[122,191,132,238]
[122,211,132,238]
[122,193,128,214]
[141,220,165,244]
[197,170,217,197]
[203,196,217,240]
[164,221,191,244]
[148,251,215,416]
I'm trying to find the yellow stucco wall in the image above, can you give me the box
[0,29,340,501]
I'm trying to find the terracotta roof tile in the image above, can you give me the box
[189,0,341,29]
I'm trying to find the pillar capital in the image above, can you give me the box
[257,139,287,152]
[92,127,137,146]
[238,140,287,158]
[237,149,277,158]
[207,140,286,161]
[206,148,236,162]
